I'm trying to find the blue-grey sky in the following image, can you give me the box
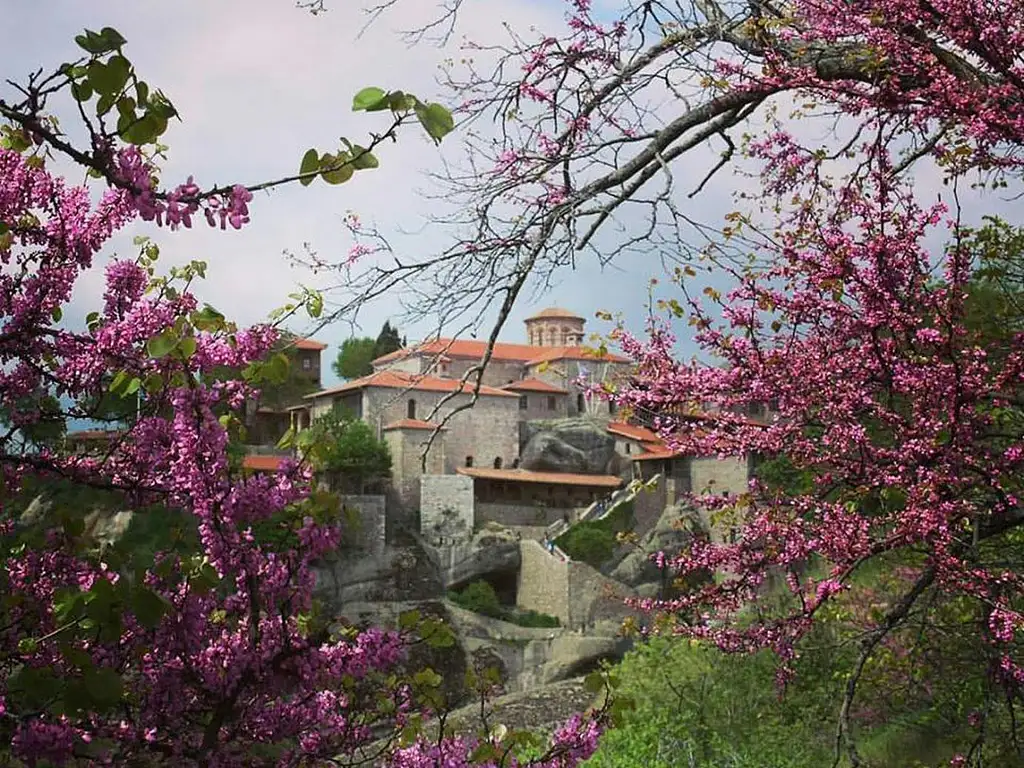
[4,0,1016,392]
[1,0,748,390]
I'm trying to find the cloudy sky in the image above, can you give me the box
[4,0,1016,391]
[4,0,714,389]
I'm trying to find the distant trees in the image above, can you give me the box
[332,321,405,380]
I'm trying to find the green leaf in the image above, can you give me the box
[583,671,606,694]
[143,373,164,392]
[352,86,387,111]
[177,336,197,359]
[132,586,169,629]
[96,92,117,116]
[18,637,38,654]
[87,56,130,96]
[98,27,127,50]
[124,377,141,396]
[146,331,177,359]
[320,153,354,185]
[276,426,296,450]
[387,91,417,112]
[299,148,319,187]
[109,369,130,395]
[121,113,165,146]
[398,610,421,631]
[51,306,63,322]
[83,667,123,707]
[350,145,379,170]
[306,290,324,318]
[71,80,93,102]
[415,102,455,144]
[135,80,149,104]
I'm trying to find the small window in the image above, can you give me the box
[407,399,416,419]
[609,401,617,416]
[747,402,761,417]
[301,356,312,370]
[519,395,528,411]
[512,457,520,469]
[465,456,474,467]
[547,395,557,410]
[625,443,631,454]
[576,393,585,412]
[493,457,503,469]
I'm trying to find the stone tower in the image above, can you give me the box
[524,307,585,347]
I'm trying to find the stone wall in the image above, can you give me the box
[364,388,520,475]
[383,428,446,535]
[309,391,362,421]
[516,540,570,622]
[476,502,584,530]
[446,357,525,388]
[339,494,387,554]
[690,455,750,498]
[420,474,475,542]
[518,392,569,423]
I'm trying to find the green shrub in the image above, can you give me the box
[557,523,617,567]
[448,582,560,627]
[555,500,636,568]
[448,580,503,618]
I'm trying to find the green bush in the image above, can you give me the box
[557,523,616,567]
[448,580,503,618]
[508,609,560,628]
[555,500,636,567]
[448,581,560,627]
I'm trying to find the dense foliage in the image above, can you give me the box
[0,25,608,767]
[298,406,392,494]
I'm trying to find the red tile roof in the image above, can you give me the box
[305,369,519,400]
[457,467,623,488]
[526,307,584,321]
[292,338,327,351]
[66,429,122,441]
[606,421,660,442]
[525,347,629,366]
[383,418,445,431]
[501,378,567,394]
[373,338,629,366]
[242,454,288,472]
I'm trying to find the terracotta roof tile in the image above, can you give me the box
[372,338,629,367]
[305,370,519,400]
[501,378,567,394]
[242,454,289,472]
[525,307,584,320]
[607,421,661,442]
[456,467,623,488]
[382,418,445,431]
[66,429,122,441]
[292,338,327,351]
[524,347,630,366]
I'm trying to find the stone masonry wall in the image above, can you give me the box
[363,388,520,475]
[516,540,570,623]
[690,455,750,498]
[338,495,387,554]
[476,502,586,530]
[420,474,475,542]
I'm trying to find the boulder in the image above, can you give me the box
[520,418,616,475]
[609,501,700,587]
[421,524,522,591]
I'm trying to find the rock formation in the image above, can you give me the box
[519,417,617,475]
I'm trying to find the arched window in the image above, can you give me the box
[576,393,585,413]
[493,457,503,469]
[406,399,416,419]
[465,456,474,467]
[608,400,617,416]
[512,457,520,469]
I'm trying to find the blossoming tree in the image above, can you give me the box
[0,26,610,766]
[321,0,1024,763]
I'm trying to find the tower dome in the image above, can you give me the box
[524,307,586,347]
